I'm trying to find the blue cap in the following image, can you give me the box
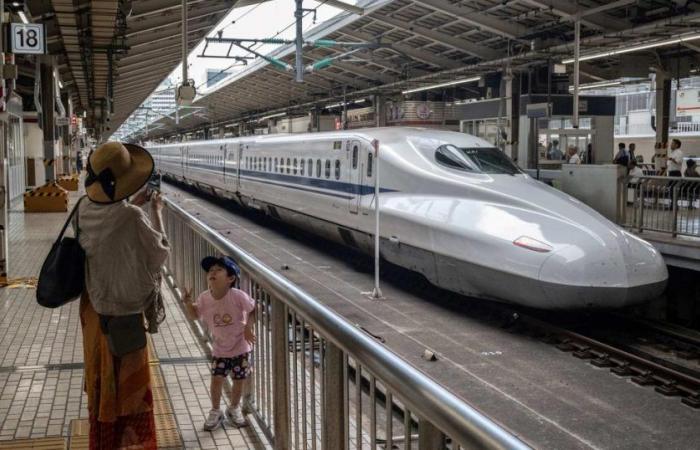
[201,256,241,278]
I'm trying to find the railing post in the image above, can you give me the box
[637,181,645,233]
[322,342,346,450]
[271,298,290,450]
[672,182,679,238]
[418,419,445,450]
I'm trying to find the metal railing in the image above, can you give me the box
[161,198,530,450]
[618,175,700,238]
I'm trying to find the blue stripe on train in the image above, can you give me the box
[177,161,395,199]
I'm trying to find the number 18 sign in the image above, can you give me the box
[10,23,45,55]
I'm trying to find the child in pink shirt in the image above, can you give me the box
[183,256,255,430]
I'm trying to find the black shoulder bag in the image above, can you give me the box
[37,196,87,308]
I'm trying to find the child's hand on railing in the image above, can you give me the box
[182,287,193,304]
[244,325,256,345]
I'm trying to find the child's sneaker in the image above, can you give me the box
[225,405,247,427]
[241,393,256,415]
[203,409,224,431]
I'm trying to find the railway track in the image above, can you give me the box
[510,312,700,410]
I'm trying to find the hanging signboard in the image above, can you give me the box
[10,23,45,55]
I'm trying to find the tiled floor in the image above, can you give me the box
[0,192,268,449]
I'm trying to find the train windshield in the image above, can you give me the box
[435,145,521,175]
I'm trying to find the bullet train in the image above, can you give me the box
[147,127,667,309]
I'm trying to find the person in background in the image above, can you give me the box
[667,139,684,177]
[547,139,563,160]
[628,143,636,166]
[652,142,666,175]
[629,160,644,183]
[613,143,629,171]
[586,143,593,164]
[567,145,581,164]
[685,159,699,177]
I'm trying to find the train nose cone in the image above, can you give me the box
[537,232,667,309]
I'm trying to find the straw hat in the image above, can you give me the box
[85,141,154,203]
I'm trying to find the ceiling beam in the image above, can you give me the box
[412,0,528,40]
[520,0,629,32]
[340,28,462,70]
[369,13,500,60]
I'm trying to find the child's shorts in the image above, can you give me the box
[211,352,252,379]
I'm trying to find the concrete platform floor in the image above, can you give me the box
[164,183,700,450]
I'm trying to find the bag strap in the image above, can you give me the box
[56,195,87,242]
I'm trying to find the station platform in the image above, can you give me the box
[162,183,700,450]
[0,193,267,449]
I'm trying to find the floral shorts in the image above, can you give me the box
[211,352,252,379]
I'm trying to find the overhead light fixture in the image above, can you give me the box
[259,112,286,121]
[568,80,622,91]
[402,76,481,95]
[18,11,29,24]
[562,32,700,64]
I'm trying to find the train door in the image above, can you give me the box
[180,145,186,178]
[348,140,364,214]
[236,143,244,191]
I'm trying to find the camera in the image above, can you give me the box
[146,173,161,199]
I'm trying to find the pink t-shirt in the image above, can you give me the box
[195,288,256,358]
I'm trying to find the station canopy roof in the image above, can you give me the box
[118,0,700,140]
[25,0,268,135]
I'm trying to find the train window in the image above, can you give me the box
[300,158,305,176]
[435,145,520,175]
[307,159,312,176]
[367,153,373,177]
[325,159,331,179]
[286,158,291,174]
[316,159,321,177]
[335,160,341,180]
[352,145,358,169]
[293,158,298,175]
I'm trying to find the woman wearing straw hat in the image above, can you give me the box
[76,141,169,449]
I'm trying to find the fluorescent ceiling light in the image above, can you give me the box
[402,76,481,95]
[18,11,29,24]
[58,80,63,89]
[259,112,286,121]
[569,80,621,91]
[562,32,700,64]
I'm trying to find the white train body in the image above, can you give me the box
[148,127,667,309]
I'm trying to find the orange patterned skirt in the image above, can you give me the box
[80,294,156,450]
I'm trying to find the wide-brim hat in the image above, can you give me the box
[85,141,154,203]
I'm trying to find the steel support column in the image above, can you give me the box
[655,71,671,145]
[40,56,57,182]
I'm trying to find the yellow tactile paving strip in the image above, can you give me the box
[66,337,182,449]
[0,437,66,449]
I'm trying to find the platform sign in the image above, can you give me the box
[10,23,45,55]
[526,102,551,118]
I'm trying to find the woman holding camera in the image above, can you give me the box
[76,141,169,449]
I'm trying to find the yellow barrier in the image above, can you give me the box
[23,182,69,212]
[57,174,79,191]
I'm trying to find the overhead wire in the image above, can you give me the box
[194,0,332,91]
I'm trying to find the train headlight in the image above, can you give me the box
[513,236,553,253]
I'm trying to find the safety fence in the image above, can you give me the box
[161,198,529,450]
[619,175,700,238]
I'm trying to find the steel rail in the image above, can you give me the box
[163,196,530,450]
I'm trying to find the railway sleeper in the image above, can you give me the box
[655,380,681,396]
[682,395,700,408]
[591,355,615,368]
[631,371,656,386]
